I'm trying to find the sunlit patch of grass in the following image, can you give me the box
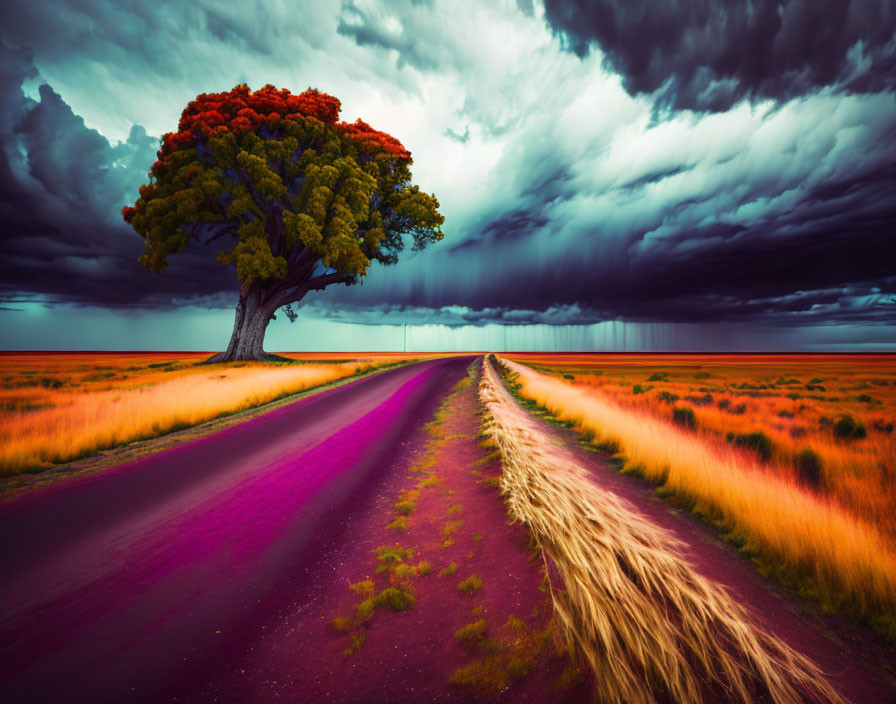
[349,580,376,598]
[448,612,551,697]
[497,356,896,643]
[555,665,585,692]
[356,598,376,623]
[473,449,501,465]
[505,352,896,538]
[457,574,482,594]
[455,619,487,645]
[329,616,352,634]
[394,499,416,515]
[393,563,418,579]
[342,630,366,657]
[481,357,848,704]
[442,519,463,547]
[374,586,416,611]
[329,361,485,668]
[386,516,409,532]
[0,353,406,474]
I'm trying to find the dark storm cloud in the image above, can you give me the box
[2,0,895,337]
[326,86,896,326]
[542,0,896,111]
[0,43,235,309]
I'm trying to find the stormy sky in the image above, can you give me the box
[1,0,894,350]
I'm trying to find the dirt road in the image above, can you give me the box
[1,354,892,703]
[0,356,472,703]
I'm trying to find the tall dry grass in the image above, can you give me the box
[0,360,383,474]
[479,357,844,704]
[508,353,896,536]
[498,356,896,640]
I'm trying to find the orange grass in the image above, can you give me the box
[498,356,896,639]
[0,352,412,474]
[480,358,843,704]
[507,353,896,538]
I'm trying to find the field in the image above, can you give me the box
[501,353,896,638]
[3,353,894,703]
[0,351,426,475]
[479,359,842,704]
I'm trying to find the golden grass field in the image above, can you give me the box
[0,352,423,475]
[500,354,896,640]
[479,358,843,704]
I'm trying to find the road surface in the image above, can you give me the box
[0,356,472,703]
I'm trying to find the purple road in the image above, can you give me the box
[0,356,471,703]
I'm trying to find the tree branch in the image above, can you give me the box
[202,222,238,244]
[267,271,352,312]
[303,271,354,293]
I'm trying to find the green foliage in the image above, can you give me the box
[438,563,458,578]
[672,406,696,430]
[356,598,376,622]
[647,372,669,382]
[374,544,414,573]
[458,574,483,594]
[394,500,416,515]
[442,519,463,546]
[455,619,487,645]
[329,616,352,634]
[374,586,416,611]
[833,414,867,441]
[449,659,506,697]
[726,431,774,462]
[505,615,525,632]
[343,630,366,657]
[349,580,376,598]
[386,516,409,532]
[393,563,418,579]
[556,665,585,692]
[657,390,679,404]
[795,449,823,488]
[872,419,894,433]
[125,85,444,300]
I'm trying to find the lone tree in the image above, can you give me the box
[123,84,444,361]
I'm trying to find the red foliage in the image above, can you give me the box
[121,205,137,223]
[174,84,342,143]
[132,84,410,225]
[337,118,411,160]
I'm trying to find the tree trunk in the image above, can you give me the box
[206,285,283,363]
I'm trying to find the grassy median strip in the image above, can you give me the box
[480,356,844,704]
[496,356,896,643]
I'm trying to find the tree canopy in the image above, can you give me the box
[123,84,444,360]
